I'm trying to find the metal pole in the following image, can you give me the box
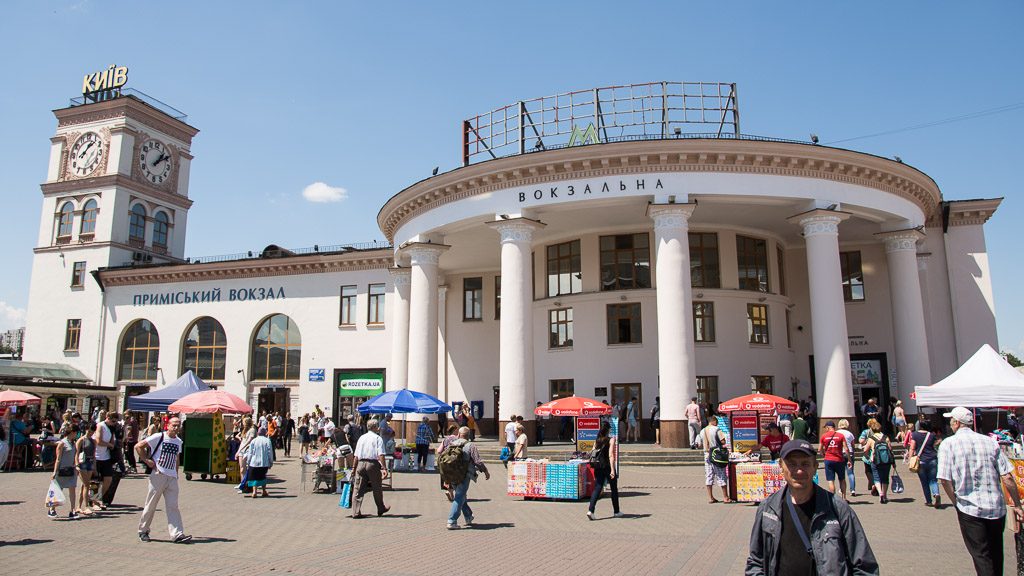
[519,102,526,156]
[662,81,668,138]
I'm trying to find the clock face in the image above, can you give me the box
[69,132,104,177]
[139,139,173,185]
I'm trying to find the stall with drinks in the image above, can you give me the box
[717,393,798,503]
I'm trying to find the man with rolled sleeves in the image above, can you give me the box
[351,418,390,519]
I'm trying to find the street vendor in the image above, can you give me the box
[743,423,790,460]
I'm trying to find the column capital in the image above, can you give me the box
[787,208,852,237]
[487,217,546,244]
[401,242,450,266]
[647,202,696,230]
[875,228,925,253]
[388,266,412,286]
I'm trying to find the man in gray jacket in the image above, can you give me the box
[746,439,878,576]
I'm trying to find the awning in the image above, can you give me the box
[0,359,92,383]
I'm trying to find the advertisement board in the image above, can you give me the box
[731,411,759,453]
[337,370,385,397]
[576,417,600,452]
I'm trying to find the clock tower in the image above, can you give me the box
[22,77,199,387]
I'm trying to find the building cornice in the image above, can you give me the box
[97,249,395,287]
[377,139,943,242]
[40,174,194,210]
[945,198,1002,227]
[54,96,199,144]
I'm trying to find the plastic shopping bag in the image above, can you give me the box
[45,480,66,508]
[891,472,905,494]
[339,482,352,509]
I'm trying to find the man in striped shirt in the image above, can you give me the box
[938,406,1024,576]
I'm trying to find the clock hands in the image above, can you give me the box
[150,152,169,168]
[78,141,96,159]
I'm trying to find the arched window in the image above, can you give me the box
[80,199,98,235]
[57,202,75,238]
[153,211,170,249]
[182,317,226,382]
[129,204,147,244]
[251,314,301,380]
[119,319,160,381]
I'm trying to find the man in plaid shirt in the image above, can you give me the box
[938,406,1024,575]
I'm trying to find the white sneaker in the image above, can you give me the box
[613,512,624,518]
[586,511,594,520]
[446,523,460,530]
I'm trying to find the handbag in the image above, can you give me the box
[891,470,905,494]
[907,432,930,473]
[58,466,75,477]
[707,430,730,468]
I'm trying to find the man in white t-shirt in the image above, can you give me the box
[503,415,518,469]
[94,411,118,506]
[135,416,191,544]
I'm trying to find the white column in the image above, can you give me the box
[788,210,855,422]
[388,266,411,392]
[648,203,698,448]
[406,244,449,398]
[879,230,931,413]
[488,218,545,426]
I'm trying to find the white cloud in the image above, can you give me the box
[301,182,348,203]
[0,301,26,332]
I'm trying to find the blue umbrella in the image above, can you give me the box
[357,389,454,414]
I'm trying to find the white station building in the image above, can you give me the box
[20,79,1002,447]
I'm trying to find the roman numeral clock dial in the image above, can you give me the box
[139,139,173,185]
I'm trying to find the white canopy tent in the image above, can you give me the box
[915,344,1024,407]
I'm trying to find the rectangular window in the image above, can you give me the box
[696,376,719,405]
[747,303,770,345]
[550,379,574,400]
[599,233,651,291]
[840,251,865,301]
[367,283,386,325]
[689,232,720,288]
[548,308,574,348]
[606,303,642,345]
[494,276,501,320]
[693,302,716,343]
[339,285,357,326]
[751,375,774,394]
[463,277,483,321]
[65,319,81,351]
[546,240,582,297]
[737,235,770,292]
[785,309,793,349]
[71,261,86,287]
[777,245,787,296]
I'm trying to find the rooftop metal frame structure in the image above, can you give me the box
[69,88,188,122]
[462,81,740,166]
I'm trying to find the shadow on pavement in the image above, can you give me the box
[0,501,25,506]
[602,513,651,520]
[0,539,54,546]
[191,536,237,544]
[617,491,650,498]
[381,514,421,519]
[385,487,420,492]
[465,522,514,530]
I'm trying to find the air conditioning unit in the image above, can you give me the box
[132,252,143,261]
[144,254,153,263]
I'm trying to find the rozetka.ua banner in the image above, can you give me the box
[338,371,384,397]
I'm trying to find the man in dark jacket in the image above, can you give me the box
[746,439,878,576]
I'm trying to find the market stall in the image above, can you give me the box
[168,389,251,482]
[717,393,798,503]
[1,390,42,470]
[510,396,612,501]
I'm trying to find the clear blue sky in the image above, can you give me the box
[1,1,1022,359]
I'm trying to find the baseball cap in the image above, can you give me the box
[780,439,816,460]
[824,420,836,428]
[943,406,974,425]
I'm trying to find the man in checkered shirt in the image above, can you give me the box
[938,406,1024,576]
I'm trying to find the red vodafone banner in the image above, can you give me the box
[718,394,798,414]
[534,396,612,417]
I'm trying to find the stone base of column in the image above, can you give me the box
[659,420,690,449]
[818,416,857,440]
[497,419,537,445]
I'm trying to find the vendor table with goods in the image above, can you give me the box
[729,457,785,503]
[507,459,595,500]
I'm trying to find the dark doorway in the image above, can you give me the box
[258,387,289,415]
[808,352,890,432]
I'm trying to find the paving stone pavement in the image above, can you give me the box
[0,456,1016,574]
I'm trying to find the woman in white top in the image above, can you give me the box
[513,424,528,461]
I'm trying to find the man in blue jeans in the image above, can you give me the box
[447,426,490,530]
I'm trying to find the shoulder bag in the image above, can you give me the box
[907,432,930,473]
[707,430,730,468]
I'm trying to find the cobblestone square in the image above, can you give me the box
[0,455,1014,575]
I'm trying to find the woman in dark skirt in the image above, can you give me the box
[245,427,275,498]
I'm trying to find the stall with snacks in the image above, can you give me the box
[505,396,612,500]
[168,389,252,482]
[717,394,798,503]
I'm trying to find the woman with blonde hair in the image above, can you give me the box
[864,418,895,503]
[892,400,907,441]
[235,416,256,493]
[836,419,858,496]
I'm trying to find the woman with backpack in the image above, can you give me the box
[587,421,620,520]
[864,419,895,504]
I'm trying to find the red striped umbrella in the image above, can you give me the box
[0,390,42,409]
[718,393,798,414]
[534,396,612,417]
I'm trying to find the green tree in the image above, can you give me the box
[1005,351,1023,368]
